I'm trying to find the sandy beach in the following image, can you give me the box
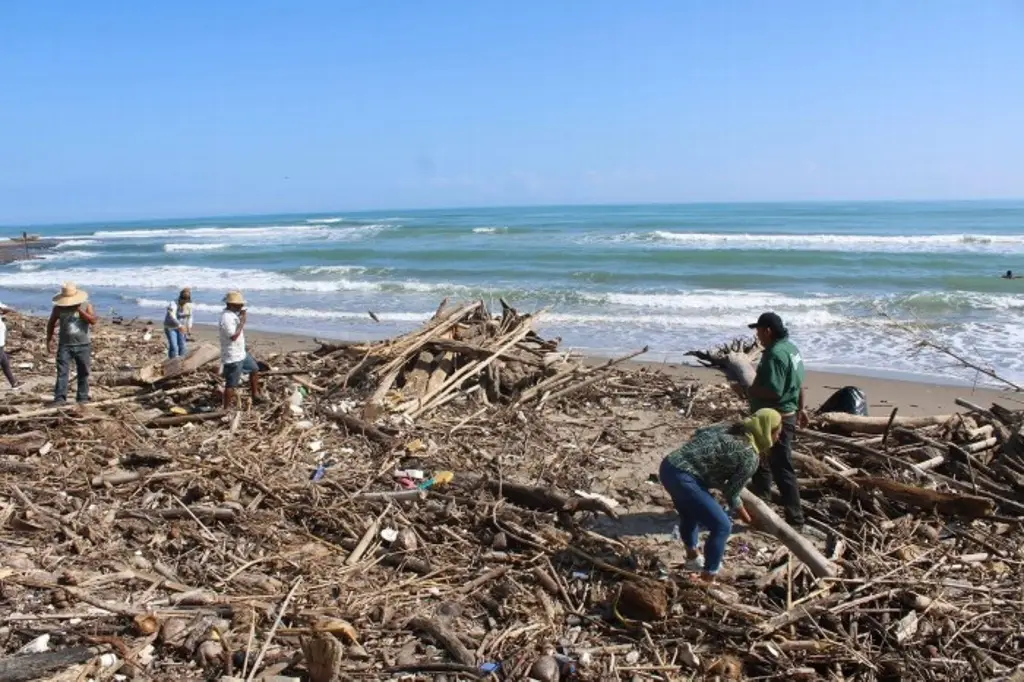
[179,320,1021,419]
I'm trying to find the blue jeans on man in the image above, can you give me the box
[223,353,259,388]
[659,458,733,573]
[165,328,187,358]
[54,343,91,404]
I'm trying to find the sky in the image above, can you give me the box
[1,1,1023,224]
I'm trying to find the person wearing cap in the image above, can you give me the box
[744,312,807,529]
[0,301,22,389]
[46,282,98,405]
[219,291,264,408]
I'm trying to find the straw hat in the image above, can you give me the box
[52,282,88,306]
[223,290,246,306]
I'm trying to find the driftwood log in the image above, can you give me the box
[740,490,838,579]
[0,647,102,682]
[850,476,995,518]
[685,337,760,387]
[816,412,952,435]
[460,475,619,518]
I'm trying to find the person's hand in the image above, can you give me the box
[736,505,753,526]
[797,409,809,428]
[239,309,247,322]
[47,340,54,355]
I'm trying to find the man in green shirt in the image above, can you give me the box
[744,312,808,528]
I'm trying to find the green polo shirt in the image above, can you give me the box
[750,338,805,414]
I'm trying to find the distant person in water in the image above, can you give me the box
[1003,270,1021,280]
[46,282,97,406]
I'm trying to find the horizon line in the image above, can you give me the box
[5,196,1024,230]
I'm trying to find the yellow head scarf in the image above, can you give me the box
[743,408,782,455]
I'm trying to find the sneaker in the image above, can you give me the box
[251,394,269,406]
[47,399,68,408]
[683,555,705,572]
[10,381,22,390]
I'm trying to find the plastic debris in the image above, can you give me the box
[418,470,454,489]
[17,634,50,654]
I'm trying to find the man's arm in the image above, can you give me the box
[230,311,246,342]
[78,303,98,325]
[797,386,809,426]
[46,308,58,352]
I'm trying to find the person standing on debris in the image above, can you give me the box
[0,301,22,389]
[744,312,807,530]
[659,408,782,582]
[219,290,264,408]
[46,282,97,405]
[164,300,185,358]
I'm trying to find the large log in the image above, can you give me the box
[459,474,619,518]
[685,338,760,387]
[0,431,47,455]
[739,490,838,579]
[102,343,221,386]
[851,476,994,518]
[815,412,951,435]
[0,647,100,682]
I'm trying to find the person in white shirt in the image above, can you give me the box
[219,290,264,408]
[0,301,21,388]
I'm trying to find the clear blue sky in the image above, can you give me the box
[2,1,1023,224]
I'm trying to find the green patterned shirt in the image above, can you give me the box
[665,425,760,510]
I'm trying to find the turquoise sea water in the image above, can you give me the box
[3,201,1023,385]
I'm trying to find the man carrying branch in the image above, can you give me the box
[743,312,808,530]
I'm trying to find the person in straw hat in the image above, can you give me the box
[46,282,97,405]
[219,290,265,408]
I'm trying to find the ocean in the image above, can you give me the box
[3,201,1023,386]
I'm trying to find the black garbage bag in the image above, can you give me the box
[817,386,868,416]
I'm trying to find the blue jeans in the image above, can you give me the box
[54,343,91,403]
[223,353,259,388]
[165,328,187,358]
[659,458,732,573]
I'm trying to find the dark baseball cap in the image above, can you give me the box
[748,312,786,333]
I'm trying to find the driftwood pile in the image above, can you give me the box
[1,305,1024,681]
